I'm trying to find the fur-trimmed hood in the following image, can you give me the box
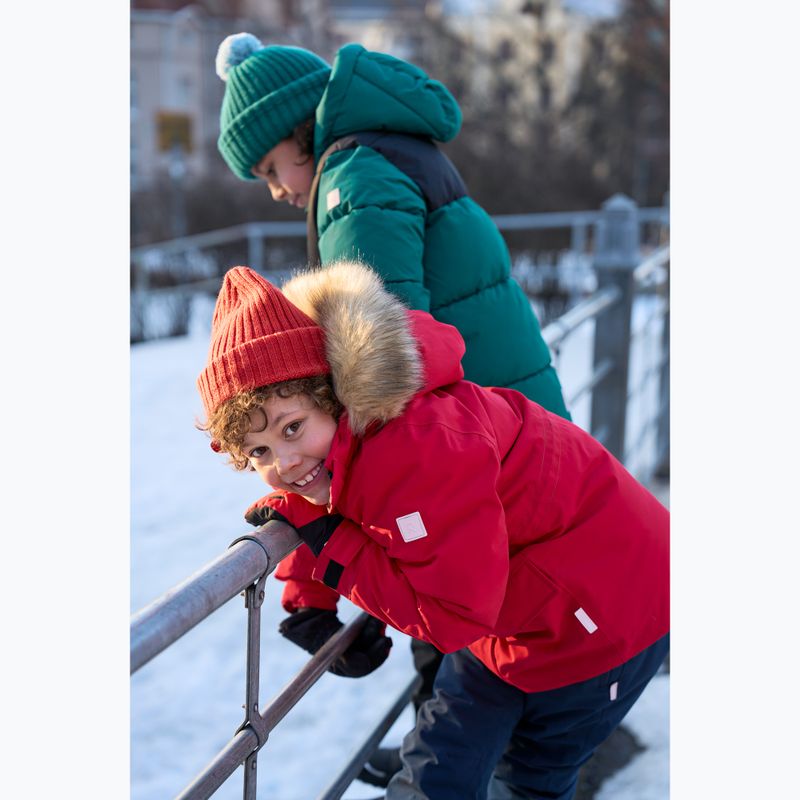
[282,260,442,436]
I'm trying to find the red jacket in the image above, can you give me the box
[256,263,669,693]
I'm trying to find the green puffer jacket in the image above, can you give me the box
[310,44,569,417]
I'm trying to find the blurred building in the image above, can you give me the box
[326,0,432,60]
[131,0,669,241]
[130,1,433,192]
[130,1,328,191]
[131,0,626,190]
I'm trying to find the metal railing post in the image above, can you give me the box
[239,571,268,800]
[590,194,640,458]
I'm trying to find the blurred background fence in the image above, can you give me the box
[129,195,668,343]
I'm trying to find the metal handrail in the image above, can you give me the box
[131,520,301,674]
[541,285,621,349]
[633,243,670,285]
[131,220,306,261]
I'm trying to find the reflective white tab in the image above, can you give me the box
[326,188,340,211]
[610,681,619,701]
[574,607,598,634]
[396,512,428,543]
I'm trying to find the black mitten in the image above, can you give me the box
[244,500,291,528]
[278,609,392,678]
[278,607,343,654]
[329,615,393,678]
[244,500,341,557]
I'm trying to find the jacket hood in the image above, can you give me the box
[313,43,462,161]
[281,261,464,435]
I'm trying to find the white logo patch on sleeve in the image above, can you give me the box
[326,187,340,211]
[396,512,428,543]
[574,607,598,634]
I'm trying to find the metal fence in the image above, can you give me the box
[130,193,669,798]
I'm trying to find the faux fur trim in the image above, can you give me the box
[282,260,423,436]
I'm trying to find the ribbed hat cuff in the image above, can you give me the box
[198,326,329,416]
[219,67,330,180]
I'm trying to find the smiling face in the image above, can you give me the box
[242,392,338,505]
[251,137,315,208]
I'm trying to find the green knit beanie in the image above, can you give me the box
[216,33,330,180]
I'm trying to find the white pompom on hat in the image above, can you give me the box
[215,33,331,180]
[215,32,264,81]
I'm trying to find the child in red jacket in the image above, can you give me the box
[197,262,669,800]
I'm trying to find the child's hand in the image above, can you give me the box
[329,615,393,678]
[278,608,392,678]
[244,495,286,527]
[244,498,343,557]
[245,491,331,529]
[279,607,342,652]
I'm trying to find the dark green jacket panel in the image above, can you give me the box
[422,198,511,310]
[316,147,429,309]
[319,205,431,310]
[433,280,553,391]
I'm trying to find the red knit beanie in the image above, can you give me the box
[197,266,329,417]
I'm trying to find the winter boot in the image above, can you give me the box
[358,746,402,788]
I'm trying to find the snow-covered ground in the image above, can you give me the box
[131,296,668,799]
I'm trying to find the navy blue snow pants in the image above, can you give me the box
[386,633,669,800]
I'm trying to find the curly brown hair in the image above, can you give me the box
[199,374,342,470]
